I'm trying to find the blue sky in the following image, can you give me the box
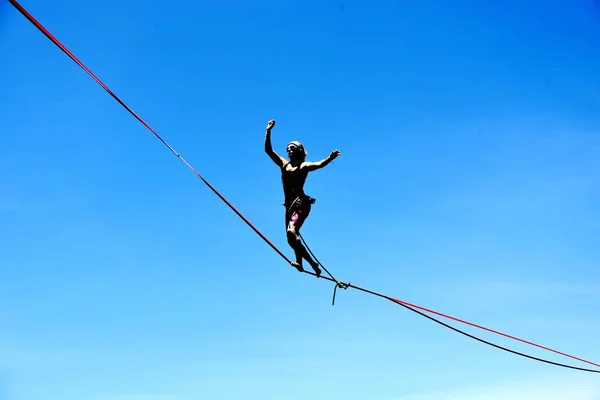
[1,0,600,399]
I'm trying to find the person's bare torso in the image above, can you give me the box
[281,161,308,204]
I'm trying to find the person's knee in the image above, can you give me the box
[287,228,299,246]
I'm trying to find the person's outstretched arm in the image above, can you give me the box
[264,119,286,167]
[303,150,341,171]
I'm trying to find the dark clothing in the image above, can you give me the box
[284,194,314,229]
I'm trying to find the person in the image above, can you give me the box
[264,119,341,277]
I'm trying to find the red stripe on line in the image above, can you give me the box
[387,296,600,369]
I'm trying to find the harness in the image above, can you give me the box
[284,195,316,218]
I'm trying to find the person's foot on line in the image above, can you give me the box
[291,261,304,272]
[310,261,321,278]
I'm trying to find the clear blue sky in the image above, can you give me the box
[1,0,600,399]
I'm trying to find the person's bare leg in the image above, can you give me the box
[286,213,321,277]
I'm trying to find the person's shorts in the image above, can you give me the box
[285,196,315,227]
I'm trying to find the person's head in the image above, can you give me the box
[286,141,307,162]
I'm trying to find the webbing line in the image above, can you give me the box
[8,0,600,375]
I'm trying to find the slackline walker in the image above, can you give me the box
[264,119,341,278]
[6,0,600,375]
